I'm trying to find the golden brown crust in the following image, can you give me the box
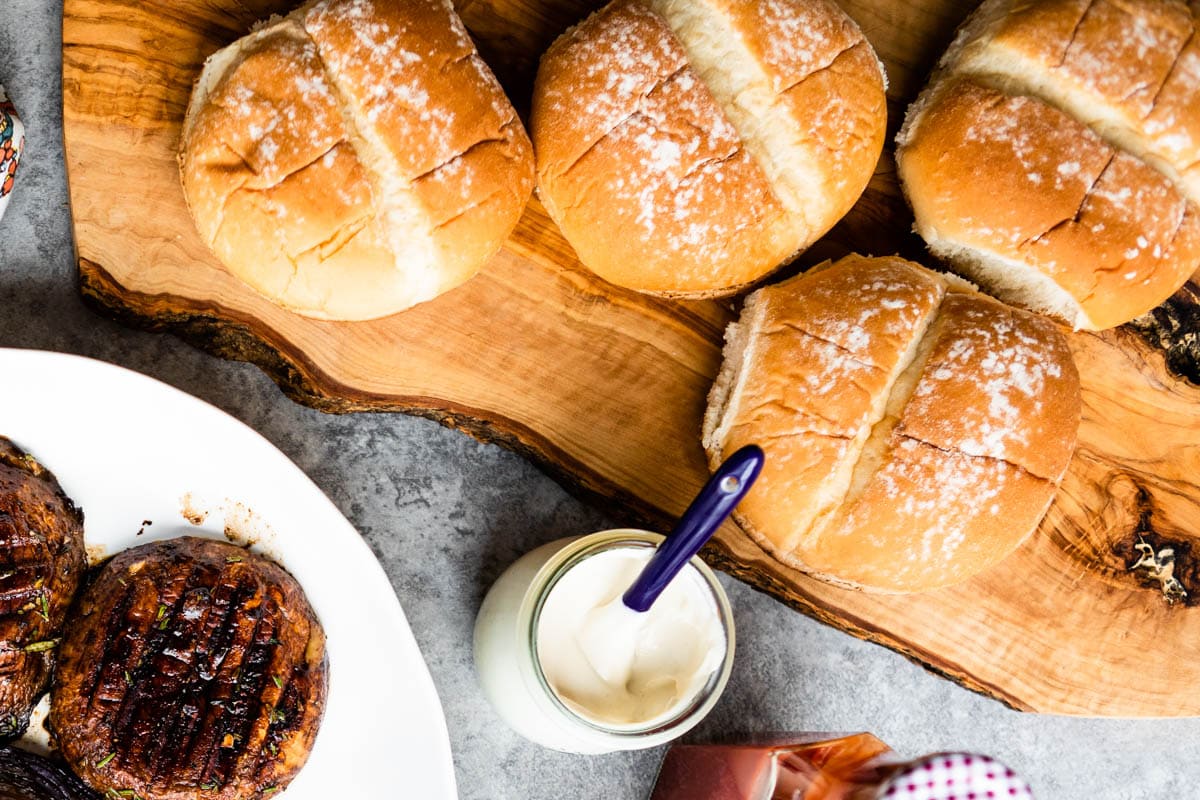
[51,537,327,800]
[897,0,1200,330]
[798,435,1055,593]
[710,256,946,556]
[182,24,351,247]
[897,289,1081,483]
[180,0,534,321]
[974,0,1200,199]
[533,0,795,296]
[704,255,1081,593]
[899,78,1200,331]
[531,0,886,297]
[713,0,887,219]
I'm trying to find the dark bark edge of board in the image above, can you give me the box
[76,257,670,526]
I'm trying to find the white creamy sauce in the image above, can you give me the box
[535,548,725,728]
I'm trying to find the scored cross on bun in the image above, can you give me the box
[703,255,1081,594]
[532,0,887,297]
[897,0,1200,331]
[180,0,535,321]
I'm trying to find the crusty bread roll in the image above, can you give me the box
[531,0,887,297]
[703,254,1081,593]
[180,0,534,321]
[897,0,1200,332]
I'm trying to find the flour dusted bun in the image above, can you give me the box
[897,0,1200,331]
[703,255,1081,593]
[180,0,534,321]
[531,0,887,297]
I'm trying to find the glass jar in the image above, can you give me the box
[649,734,1035,799]
[473,529,736,754]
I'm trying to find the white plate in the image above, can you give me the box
[0,348,457,799]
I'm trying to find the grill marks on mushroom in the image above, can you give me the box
[52,537,327,800]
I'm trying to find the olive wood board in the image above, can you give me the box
[62,0,1200,716]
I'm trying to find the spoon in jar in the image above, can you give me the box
[578,445,764,686]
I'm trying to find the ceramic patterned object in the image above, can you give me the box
[0,85,24,223]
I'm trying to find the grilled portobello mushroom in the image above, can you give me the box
[51,537,327,800]
[0,437,86,739]
[0,746,98,799]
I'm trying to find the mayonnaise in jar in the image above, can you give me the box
[473,530,735,754]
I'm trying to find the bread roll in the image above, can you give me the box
[180,0,534,321]
[532,0,887,297]
[703,255,1081,593]
[897,0,1200,331]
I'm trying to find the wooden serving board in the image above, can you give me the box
[63,0,1200,715]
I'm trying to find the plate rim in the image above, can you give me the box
[0,347,459,798]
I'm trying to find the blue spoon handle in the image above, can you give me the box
[622,445,764,613]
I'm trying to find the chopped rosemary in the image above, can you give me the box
[37,593,50,623]
[96,752,116,768]
[225,555,243,563]
[23,639,59,653]
[270,708,286,724]
[124,670,133,685]
[155,604,166,621]
[272,675,282,689]
[263,787,280,795]
[200,781,218,791]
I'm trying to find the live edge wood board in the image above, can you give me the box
[63,0,1200,716]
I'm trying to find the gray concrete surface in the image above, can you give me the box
[1,4,1197,798]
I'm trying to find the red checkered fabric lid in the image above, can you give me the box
[877,752,1034,800]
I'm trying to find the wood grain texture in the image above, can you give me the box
[63,0,1200,715]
